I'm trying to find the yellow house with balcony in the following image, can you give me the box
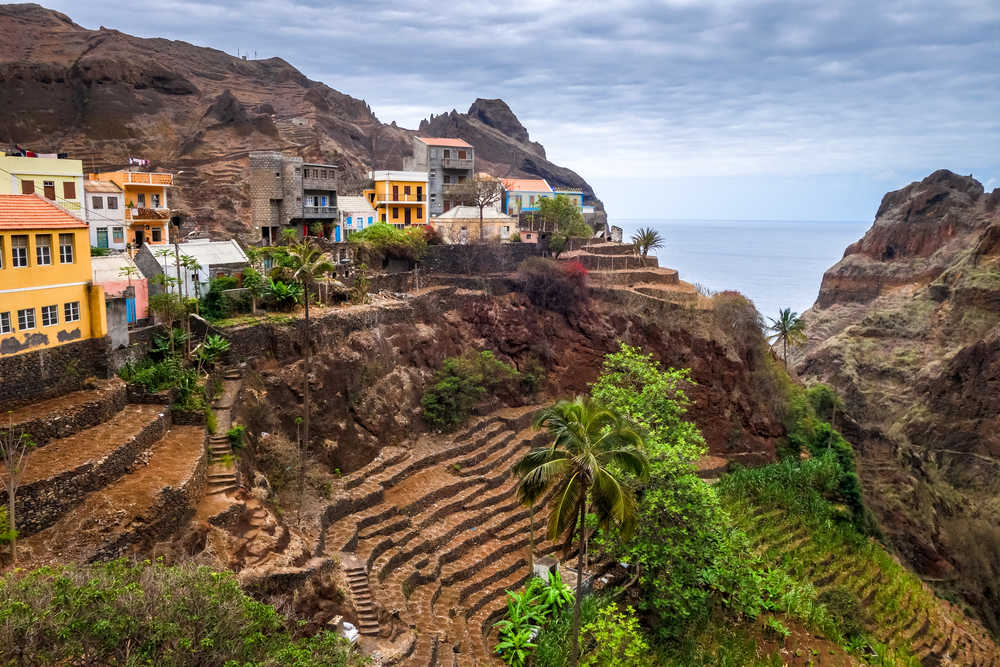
[0,194,106,358]
[363,170,428,227]
[89,170,174,247]
[0,152,85,218]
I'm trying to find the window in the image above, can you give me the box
[17,308,35,331]
[113,227,124,244]
[392,207,399,219]
[404,185,411,196]
[367,216,373,225]
[11,236,28,267]
[91,195,104,209]
[107,197,118,210]
[151,193,161,208]
[43,180,55,200]
[0,312,9,334]
[416,209,422,220]
[41,305,58,327]
[431,148,438,158]
[443,149,451,159]
[63,182,76,199]
[20,180,34,195]
[458,150,467,160]
[59,233,74,263]
[64,301,80,323]
[151,227,162,243]
[137,193,146,207]
[36,234,52,265]
[0,237,3,269]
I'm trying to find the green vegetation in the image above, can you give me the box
[766,307,807,369]
[630,227,664,258]
[0,559,363,666]
[348,222,427,266]
[517,257,589,315]
[89,246,111,257]
[536,195,590,258]
[420,351,541,431]
[493,571,576,666]
[227,424,246,448]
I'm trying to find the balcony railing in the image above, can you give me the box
[440,158,473,170]
[126,207,170,221]
[376,193,426,203]
[123,172,173,185]
[302,177,337,191]
[302,206,337,218]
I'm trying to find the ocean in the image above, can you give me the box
[611,218,873,320]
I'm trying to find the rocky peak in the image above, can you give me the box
[468,98,530,144]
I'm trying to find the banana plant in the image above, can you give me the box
[495,627,537,667]
[538,569,575,615]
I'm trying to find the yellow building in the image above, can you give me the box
[363,170,428,227]
[0,194,106,358]
[0,152,85,218]
[89,170,174,246]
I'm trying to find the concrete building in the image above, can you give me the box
[0,194,107,358]
[91,254,148,324]
[84,180,127,251]
[0,152,85,219]
[431,205,518,244]
[363,171,428,227]
[336,195,377,241]
[248,151,338,244]
[135,238,250,298]
[89,170,175,247]
[403,137,475,216]
[502,178,553,214]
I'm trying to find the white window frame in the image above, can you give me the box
[59,233,74,264]
[17,307,35,331]
[35,234,52,266]
[64,301,80,323]
[0,312,10,334]
[151,193,161,208]
[41,304,58,327]
[107,196,118,210]
[11,235,28,268]
[91,195,103,209]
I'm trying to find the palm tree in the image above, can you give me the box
[284,240,335,520]
[513,397,649,666]
[767,307,807,369]
[630,227,664,258]
[180,255,202,301]
[154,247,175,294]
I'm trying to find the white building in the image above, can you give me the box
[136,238,249,298]
[336,195,377,241]
[84,180,127,250]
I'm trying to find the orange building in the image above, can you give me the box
[88,170,174,247]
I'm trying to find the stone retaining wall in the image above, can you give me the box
[10,380,127,447]
[0,337,111,407]
[17,411,170,536]
[420,243,543,275]
[90,435,207,562]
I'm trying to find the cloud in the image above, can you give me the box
[42,0,1000,217]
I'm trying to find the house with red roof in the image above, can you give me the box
[403,136,475,216]
[501,177,554,215]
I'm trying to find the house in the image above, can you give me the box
[84,180,127,251]
[363,171,428,227]
[430,206,518,244]
[0,152,85,218]
[135,238,249,298]
[0,194,107,358]
[89,170,175,247]
[502,178,553,214]
[249,152,338,244]
[403,137,475,216]
[336,195,377,241]
[552,188,585,210]
[91,254,148,324]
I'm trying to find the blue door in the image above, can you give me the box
[125,296,136,324]
[335,226,342,242]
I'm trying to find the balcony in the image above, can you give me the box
[126,207,170,221]
[302,206,337,218]
[376,193,426,204]
[440,158,473,170]
[302,176,337,191]
[122,172,173,185]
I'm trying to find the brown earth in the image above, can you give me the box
[792,169,1000,634]
[0,4,601,240]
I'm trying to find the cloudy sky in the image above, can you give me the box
[47,0,1000,220]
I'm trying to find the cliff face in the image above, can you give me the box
[793,170,1000,633]
[0,4,602,237]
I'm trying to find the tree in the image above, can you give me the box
[0,413,34,564]
[630,227,664,258]
[767,308,807,369]
[241,266,266,314]
[154,248,175,295]
[118,265,140,289]
[148,288,185,354]
[538,195,590,258]
[453,174,505,241]
[280,228,298,245]
[514,397,649,665]
[284,241,335,519]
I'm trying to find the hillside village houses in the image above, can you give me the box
[403,136,476,215]
[248,151,338,244]
[135,238,250,298]
[84,180,127,251]
[90,169,176,247]
[363,170,429,228]
[0,151,86,218]
[337,195,377,241]
[91,253,148,325]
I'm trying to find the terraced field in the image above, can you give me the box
[320,405,571,666]
[726,501,1000,666]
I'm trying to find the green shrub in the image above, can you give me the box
[348,222,427,266]
[89,246,111,257]
[817,588,865,639]
[517,257,588,315]
[227,424,246,448]
[265,279,304,311]
[579,603,653,667]
[420,351,533,431]
[0,559,361,666]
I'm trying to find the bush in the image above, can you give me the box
[200,275,248,320]
[265,279,304,311]
[517,257,588,315]
[90,246,110,257]
[348,222,427,266]
[509,231,521,243]
[0,559,360,666]
[579,603,652,667]
[227,424,246,448]
[420,224,444,245]
[818,588,865,638]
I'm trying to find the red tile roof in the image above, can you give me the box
[0,194,88,230]
[502,178,552,193]
[415,136,473,148]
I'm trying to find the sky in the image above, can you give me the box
[43,0,1000,221]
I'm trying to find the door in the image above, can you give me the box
[392,185,399,201]
[404,208,412,224]
[96,228,109,248]
[43,181,56,200]
[125,296,137,324]
[135,230,145,246]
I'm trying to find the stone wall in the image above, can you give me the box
[421,243,543,275]
[0,336,111,408]
[10,380,127,447]
[16,411,170,536]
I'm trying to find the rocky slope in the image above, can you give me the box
[0,3,600,238]
[793,169,1000,634]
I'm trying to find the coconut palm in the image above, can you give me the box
[630,227,664,258]
[767,307,807,369]
[284,240,335,519]
[154,247,174,293]
[513,397,649,666]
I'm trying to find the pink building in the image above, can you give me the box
[91,254,149,323]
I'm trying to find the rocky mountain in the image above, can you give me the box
[792,169,1000,633]
[0,3,601,238]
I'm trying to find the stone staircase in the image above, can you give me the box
[320,405,560,665]
[341,554,380,636]
[205,367,244,496]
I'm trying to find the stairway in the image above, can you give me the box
[205,367,243,495]
[342,555,380,636]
